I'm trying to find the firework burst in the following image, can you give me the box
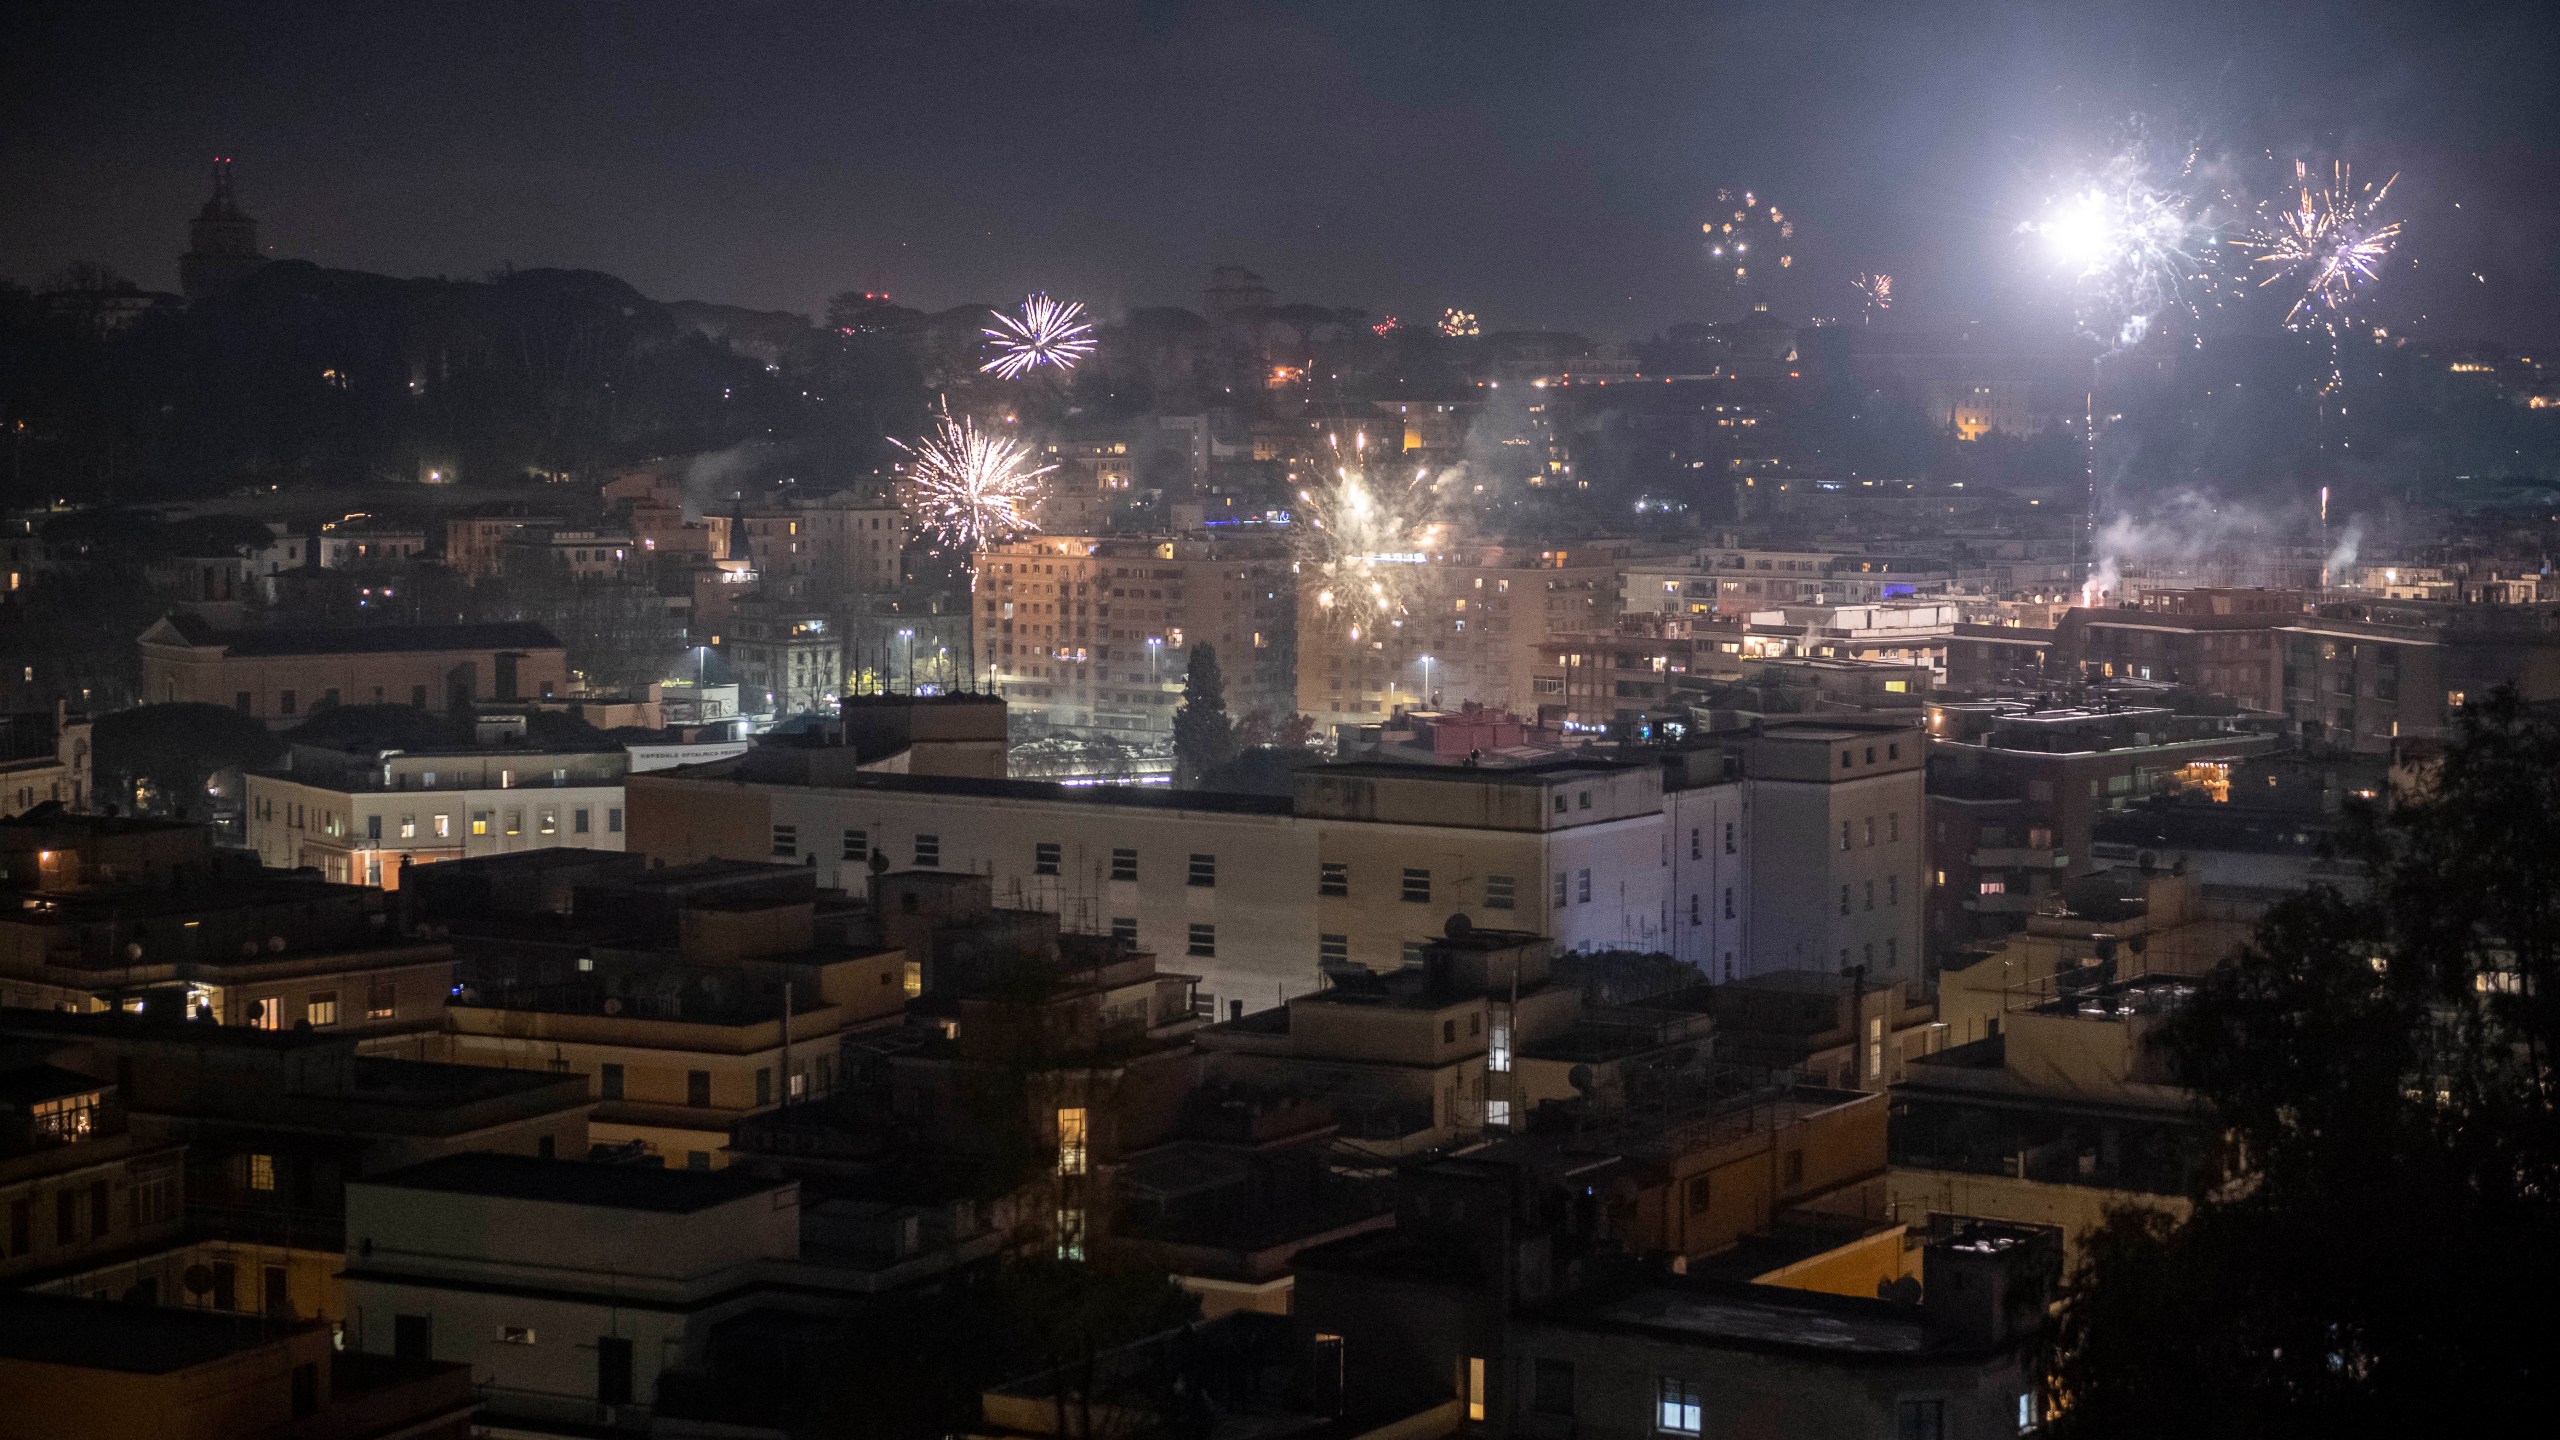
[1438,308,1480,338]
[1853,272,1893,321]
[2027,141,2211,350]
[1704,188,1796,289]
[980,293,1096,379]
[891,406,1055,551]
[1294,431,1449,644]
[2243,159,2401,333]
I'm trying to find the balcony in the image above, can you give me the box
[1968,846,2066,870]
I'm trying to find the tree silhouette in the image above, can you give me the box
[1170,645,1234,788]
[2051,689,2560,1435]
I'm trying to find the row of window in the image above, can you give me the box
[1840,812,1903,850]
[1840,877,1903,912]
[244,980,398,1030]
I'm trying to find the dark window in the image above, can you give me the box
[537,1135,554,1159]
[411,685,428,708]
[915,833,941,867]
[574,808,590,834]
[1034,841,1061,875]
[292,1362,319,1417]
[55,1188,77,1244]
[1401,868,1431,903]
[1442,1018,1456,1043]
[842,829,868,861]
[1110,916,1138,943]
[1687,1174,1712,1214]
[1897,1399,1945,1440]
[8,1198,28,1254]
[235,691,253,713]
[1187,923,1216,958]
[1533,1359,1577,1417]
[1110,848,1138,882]
[599,1063,624,1100]
[607,807,623,833]
[1485,874,1516,910]
[771,825,797,859]
[1188,853,1216,887]
[687,1070,712,1107]
[597,1335,634,1406]
[279,690,297,716]
[264,1265,289,1315]
[211,1260,237,1310]
[90,1180,109,1236]
[1319,861,1348,897]
[1319,934,1348,964]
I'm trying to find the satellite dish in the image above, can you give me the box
[181,1265,213,1297]
[602,997,623,1015]
[1444,913,1473,940]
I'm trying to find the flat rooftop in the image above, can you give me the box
[1566,1279,1933,1356]
[0,1291,303,1373]
[359,1151,787,1213]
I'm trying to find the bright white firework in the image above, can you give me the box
[2027,142,2208,350]
[891,406,1056,551]
[980,293,1096,379]
[2244,159,2401,333]
[1294,431,1449,645]
[1438,308,1480,337]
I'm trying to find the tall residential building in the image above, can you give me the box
[1297,541,1637,725]
[1741,720,1927,983]
[975,534,1294,736]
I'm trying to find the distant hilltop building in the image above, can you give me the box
[178,156,266,303]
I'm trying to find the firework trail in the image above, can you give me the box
[2243,159,2401,332]
[1294,430,1450,645]
[890,405,1055,551]
[980,293,1097,378]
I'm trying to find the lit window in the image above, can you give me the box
[1467,1357,1487,1422]
[248,1153,278,1192]
[1056,1107,1088,1175]
[1657,1377,1702,1435]
[902,960,922,998]
[307,992,339,1027]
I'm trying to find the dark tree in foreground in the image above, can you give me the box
[2053,690,2560,1436]
[92,702,284,817]
[1170,645,1234,788]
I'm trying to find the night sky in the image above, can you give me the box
[6,0,2556,344]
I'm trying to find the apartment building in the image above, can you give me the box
[628,754,1670,1016]
[1623,547,1954,619]
[138,616,570,726]
[2054,588,2303,710]
[1528,616,1744,730]
[343,1155,798,1429]
[245,742,628,887]
[0,1292,473,1440]
[975,533,1295,736]
[1298,541,1637,725]
[719,601,843,722]
[2275,597,2560,753]
[736,494,905,600]
[1741,601,1960,682]
[0,1047,186,1285]
[1742,721,1926,984]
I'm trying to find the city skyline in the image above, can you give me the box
[6,0,2557,345]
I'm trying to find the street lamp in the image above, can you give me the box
[1419,654,1435,708]
[897,629,915,695]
